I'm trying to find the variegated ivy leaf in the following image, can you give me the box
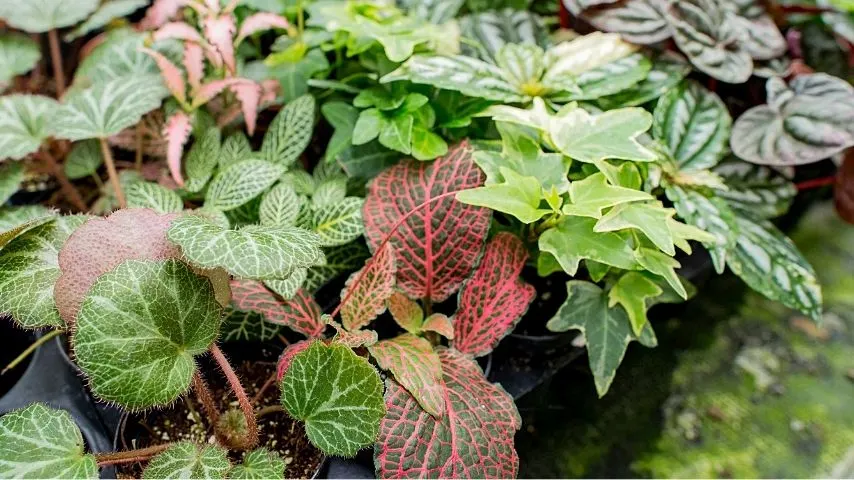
[311,197,365,247]
[459,8,550,62]
[231,280,325,337]
[652,80,731,170]
[70,29,159,89]
[608,271,664,336]
[726,213,822,321]
[168,214,324,280]
[713,158,796,219]
[453,233,535,358]
[0,0,98,32]
[64,140,102,180]
[340,244,396,331]
[456,167,550,224]
[142,442,230,480]
[549,107,657,163]
[539,216,639,276]
[666,0,753,83]
[264,267,307,301]
[0,163,25,205]
[666,185,737,274]
[0,94,59,161]
[54,75,168,140]
[280,342,385,457]
[184,127,221,193]
[64,0,148,41]
[125,182,184,213]
[0,34,40,90]
[561,173,653,219]
[731,74,854,166]
[221,308,282,342]
[261,94,315,167]
[547,280,657,396]
[0,216,87,329]
[74,259,222,408]
[0,404,98,479]
[228,448,285,480]
[563,0,671,45]
[634,246,687,299]
[205,160,286,211]
[594,202,678,255]
[724,0,786,61]
[303,242,370,293]
[368,334,444,418]
[375,348,521,478]
[597,52,691,109]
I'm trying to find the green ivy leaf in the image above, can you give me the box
[713,158,796,219]
[322,101,359,162]
[221,308,283,342]
[595,202,677,255]
[206,160,286,211]
[0,33,40,90]
[456,167,549,223]
[634,247,687,299]
[0,404,97,479]
[125,182,184,213]
[64,0,147,41]
[228,448,285,479]
[142,442,230,480]
[539,216,638,275]
[0,162,25,205]
[561,172,653,218]
[184,127,221,193]
[550,107,656,163]
[259,183,303,227]
[261,94,315,166]
[597,52,691,109]
[310,197,365,247]
[0,0,98,32]
[281,342,385,457]
[547,280,656,396]
[64,140,103,180]
[0,94,59,161]
[368,334,444,417]
[608,271,664,335]
[475,122,570,192]
[666,185,737,273]
[168,214,324,280]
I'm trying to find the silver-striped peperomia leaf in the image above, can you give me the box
[723,0,786,60]
[665,185,737,274]
[712,157,797,219]
[0,94,60,161]
[0,33,40,91]
[0,0,98,32]
[562,0,672,45]
[74,259,223,409]
[597,51,691,109]
[458,8,550,62]
[141,442,230,480]
[730,74,854,166]
[0,404,98,479]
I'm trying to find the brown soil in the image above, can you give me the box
[115,344,323,478]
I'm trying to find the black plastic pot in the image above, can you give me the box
[0,317,36,399]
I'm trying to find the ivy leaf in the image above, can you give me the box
[261,94,315,166]
[634,247,687,299]
[364,142,490,302]
[259,183,302,227]
[64,140,103,180]
[322,101,359,162]
[0,216,87,328]
[341,244,396,331]
[206,160,286,211]
[666,185,736,273]
[453,233,535,357]
[0,163,25,205]
[652,80,731,170]
[595,202,677,255]
[726,213,822,321]
[456,168,549,224]
[0,94,59,161]
[0,404,97,479]
[74,259,222,408]
[550,107,656,163]
[368,334,444,417]
[0,34,40,90]
[539,216,638,276]
[597,52,691,109]
[563,0,671,45]
[221,308,282,342]
[551,53,652,102]
[459,8,549,62]
[0,0,98,32]
[281,342,385,457]
[561,172,653,218]
[387,291,423,334]
[184,127,221,193]
[303,242,370,293]
[125,182,183,213]
[311,178,347,208]
[713,158,796,218]
[228,448,285,480]
[168,214,324,280]
[730,74,854,166]
[547,280,656,396]
[476,122,570,192]
[375,348,521,478]
[142,442,230,480]
[311,197,365,247]
[231,280,324,337]
[608,272,664,335]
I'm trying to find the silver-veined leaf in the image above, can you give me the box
[259,183,303,227]
[142,442,230,480]
[459,8,550,62]
[563,0,671,44]
[125,182,184,213]
[725,0,786,60]
[261,94,315,167]
[72,29,161,89]
[597,52,691,109]
[0,94,59,161]
[64,0,148,41]
[665,185,736,273]
[0,0,98,32]
[0,33,40,90]
[205,160,286,211]
[713,157,796,219]
[310,197,365,247]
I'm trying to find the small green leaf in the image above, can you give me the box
[338,141,401,181]
[64,140,103,180]
[0,33,40,89]
[281,342,385,457]
[221,308,283,342]
[228,448,285,479]
[561,172,652,218]
[260,183,303,227]
[206,160,286,211]
[311,197,365,247]
[608,271,664,335]
[634,247,687,299]
[539,216,638,275]
[0,162,25,205]
[410,127,448,161]
[353,108,383,145]
[142,442,230,480]
[322,101,359,162]
[74,259,222,408]
[261,94,315,166]
[0,0,98,32]
[354,87,407,111]
[595,202,677,255]
[713,158,796,219]
[550,107,656,163]
[456,168,549,223]
[280,169,316,196]
[0,404,97,479]
[0,94,59,161]
[125,182,183,213]
[378,114,413,155]
[184,127,221,193]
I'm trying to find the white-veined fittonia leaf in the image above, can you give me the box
[64,0,148,41]
[665,185,736,273]
[0,404,97,479]
[303,242,370,293]
[64,140,103,180]
[311,177,348,208]
[261,94,315,167]
[310,197,365,247]
[597,51,691,109]
[0,94,59,161]
[0,0,98,32]
[459,8,550,62]
[0,33,40,90]
[259,183,303,227]
[221,308,283,342]
[730,74,854,166]
[264,267,308,300]
[74,259,222,409]
[125,182,184,213]
[713,157,796,219]
[205,159,286,211]
[142,442,230,480]
[563,0,671,44]
[184,127,221,193]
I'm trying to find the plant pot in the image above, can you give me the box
[0,317,36,399]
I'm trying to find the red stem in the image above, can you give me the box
[192,371,220,425]
[796,176,837,191]
[209,344,258,448]
[38,150,88,211]
[95,444,171,467]
[779,5,835,14]
[558,0,570,29]
[47,30,65,98]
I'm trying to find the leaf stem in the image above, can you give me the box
[99,138,126,208]
[38,150,88,211]
[797,176,836,191]
[209,344,258,449]
[95,443,171,467]
[191,371,220,425]
[1,329,62,375]
[135,124,144,171]
[47,30,65,98]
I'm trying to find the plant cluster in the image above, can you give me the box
[0,0,853,478]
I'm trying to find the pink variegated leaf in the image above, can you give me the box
[140,47,186,104]
[230,280,325,338]
[375,348,521,478]
[203,14,237,74]
[183,42,204,91]
[340,244,397,331]
[387,291,423,334]
[235,13,289,45]
[331,323,379,348]
[423,313,454,340]
[193,78,252,107]
[364,142,490,302]
[453,232,535,358]
[163,111,192,186]
[230,81,262,135]
[259,79,279,108]
[204,0,220,14]
[276,340,310,381]
[140,0,187,29]
[368,334,444,417]
[153,22,203,43]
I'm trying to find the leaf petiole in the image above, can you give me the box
[210,344,259,449]
[1,329,63,375]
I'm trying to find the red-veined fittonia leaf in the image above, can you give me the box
[422,313,454,339]
[230,279,325,337]
[340,244,396,331]
[184,42,204,92]
[375,348,521,478]
[152,22,202,43]
[276,340,310,381]
[203,15,237,74]
[368,334,444,417]
[140,0,187,29]
[363,141,490,302]
[141,47,186,104]
[235,13,289,46]
[453,232,535,358]
[331,324,379,348]
[192,78,256,107]
[164,111,191,186]
[387,291,423,334]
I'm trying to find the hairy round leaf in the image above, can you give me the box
[0,33,40,89]
[281,342,385,457]
[205,159,286,211]
[74,259,222,408]
[142,442,230,480]
[368,334,443,417]
[0,0,98,32]
[231,279,325,337]
[340,244,396,331]
[0,94,59,161]
[228,448,285,479]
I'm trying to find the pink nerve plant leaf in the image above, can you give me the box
[375,348,521,478]
[230,280,325,338]
[331,323,379,348]
[163,111,192,186]
[363,142,490,303]
[276,340,310,381]
[140,0,187,30]
[422,313,454,339]
[140,47,187,104]
[192,78,255,107]
[235,13,290,45]
[183,41,204,92]
[368,334,444,417]
[203,14,237,74]
[153,22,203,43]
[387,291,422,334]
[231,80,261,135]
[340,243,397,331]
[453,232,535,358]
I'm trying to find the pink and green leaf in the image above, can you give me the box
[203,15,237,74]
[141,0,187,29]
[387,291,423,334]
[331,324,379,348]
[235,13,289,45]
[368,334,444,417]
[364,142,490,302]
[422,313,454,339]
[453,232,535,357]
[230,280,324,338]
[231,81,261,136]
[153,22,202,43]
[183,42,204,92]
[140,47,186,104]
[340,244,396,331]
[163,111,192,186]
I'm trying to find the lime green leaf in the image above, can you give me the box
[608,271,664,335]
[206,160,286,211]
[354,87,407,111]
[0,404,97,479]
[0,33,40,90]
[64,0,147,41]
[550,107,656,163]
[261,94,315,166]
[378,114,413,155]
[259,183,303,227]
[281,342,385,457]
[311,197,364,247]
[477,122,570,192]
[0,0,98,32]
[353,108,383,145]
[221,308,283,342]
[561,173,652,218]
[586,259,611,282]
[368,334,444,417]
[322,101,359,162]
[228,448,285,479]
[0,94,59,161]
[142,442,230,480]
[184,127,221,193]
[597,52,691,109]
[713,158,796,219]
[456,168,549,223]
[410,127,447,161]
[311,177,347,208]
[125,182,183,213]
[539,216,638,275]
[0,162,25,205]
[74,259,222,408]
[595,202,677,255]
[168,214,324,280]
[64,140,102,180]
[666,185,737,273]
[634,247,686,299]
